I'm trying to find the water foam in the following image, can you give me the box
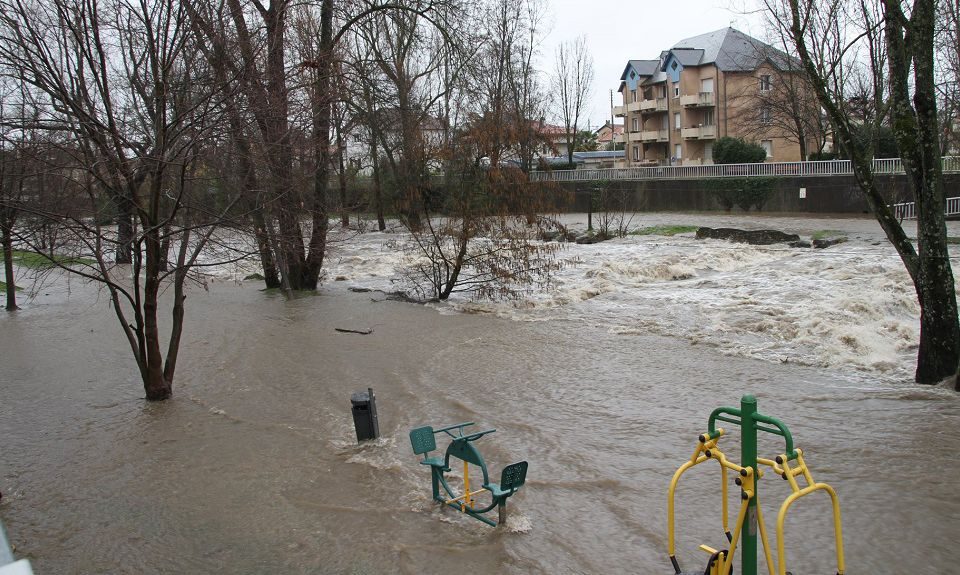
[195,220,956,383]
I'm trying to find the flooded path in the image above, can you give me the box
[2,212,959,573]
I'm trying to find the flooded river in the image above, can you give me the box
[2,212,959,573]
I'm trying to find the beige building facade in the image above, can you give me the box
[615,28,809,166]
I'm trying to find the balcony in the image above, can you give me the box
[680,92,716,107]
[627,132,644,143]
[626,101,643,113]
[641,129,669,142]
[681,125,717,140]
[639,98,669,112]
[612,133,625,144]
[613,105,626,117]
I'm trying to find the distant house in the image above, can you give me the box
[594,121,624,150]
[535,122,572,159]
[615,27,818,166]
[343,109,447,175]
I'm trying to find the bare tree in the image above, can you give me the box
[0,0,234,400]
[552,36,594,166]
[763,0,959,386]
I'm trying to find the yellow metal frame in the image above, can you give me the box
[443,460,489,512]
[668,433,844,575]
[772,449,846,575]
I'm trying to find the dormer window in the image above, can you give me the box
[671,61,679,70]
[630,71,636,79]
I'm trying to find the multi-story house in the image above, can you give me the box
[615,27,812,166]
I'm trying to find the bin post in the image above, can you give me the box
[741,394,758,575]
[350,387,380,442]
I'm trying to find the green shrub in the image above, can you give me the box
[712,137,767,164]
[706,177,776,212]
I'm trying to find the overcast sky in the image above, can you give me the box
[538,0,766,129]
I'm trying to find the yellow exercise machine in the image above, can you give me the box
[667,395,845,575]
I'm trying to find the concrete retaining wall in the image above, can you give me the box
[556,174,960,214]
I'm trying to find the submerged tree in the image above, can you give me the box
[395,124,560,301]
[0,0,234,400]
[763,0,959,386]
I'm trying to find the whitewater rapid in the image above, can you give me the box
[193,213,957,386]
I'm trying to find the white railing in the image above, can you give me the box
[949,196,960,216]
[530,156,960,182]
[893,196,960,220]
[893,201,917,220]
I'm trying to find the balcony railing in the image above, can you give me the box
[612,133,625,144]
[641,129,668,142]
[529,156,960,182]
[613,105,626,117]
[626,101,643,113]
[640,98,668,112]
[680,125,717,140]
[680,92,716,107]
[627,132,644,143]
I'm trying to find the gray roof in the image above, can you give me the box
[641,70,668,85]
[620,59,660,81]
[670,49,704,67]
[670,27,794,71]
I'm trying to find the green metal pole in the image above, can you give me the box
[741,395,758,575]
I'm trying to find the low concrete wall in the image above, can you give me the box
[556,174,960,214]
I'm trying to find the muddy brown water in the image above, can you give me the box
[2,221,960,573]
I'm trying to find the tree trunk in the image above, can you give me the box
[371,144,386,231]
[337,128,349,228]
[1,209,18,311]
[115,197,135,264]
[142,201,172,400]
[303,0,333,291]
[883,0,960,383]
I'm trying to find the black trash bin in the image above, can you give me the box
[350,387,380,442]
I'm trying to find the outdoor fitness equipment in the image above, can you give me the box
[409,422,528,527]
[667,395,845,575]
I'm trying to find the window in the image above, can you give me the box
[674,143,682,160]
[671,61,679,71]
[630,71,636,79]
[661,115,670,130]
[703,109,715,126]
[632,117,639,132]
[761,139,773,158]
[701,78,714,93]
[633,146,641,161]
[759,74,772,92]
[704,142,714,163]
[674,112,681,130]
[674,86,680,98]
[632,89,638,103]
[657,86,666,99]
